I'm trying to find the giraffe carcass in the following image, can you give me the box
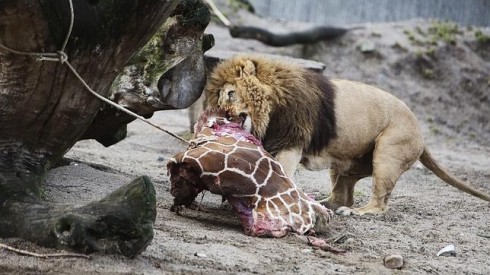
[167,109,335,239]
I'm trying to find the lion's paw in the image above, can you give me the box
[336,205,386,216]
[335,206,355,216]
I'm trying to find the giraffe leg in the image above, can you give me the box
[321,171,364,210]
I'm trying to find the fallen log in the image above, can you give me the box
[229,25,350,46]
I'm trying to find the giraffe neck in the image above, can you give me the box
[211,122,262,146]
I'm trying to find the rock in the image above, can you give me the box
[343,238,356,245]
[414,162,424,170]
[437,244,456,257]
[360,41,376,52]
[301,249,312,254]
[384,254,404,269]
[194,252,207,258]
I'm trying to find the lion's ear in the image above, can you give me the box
[243,60,256,76]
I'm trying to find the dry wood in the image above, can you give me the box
[0,243,90,259]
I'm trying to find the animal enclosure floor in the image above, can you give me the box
[1,17,490,274]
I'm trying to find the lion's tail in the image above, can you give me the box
[419,147,490,202]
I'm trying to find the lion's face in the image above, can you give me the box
[206,59,259,132]
[216,83,248,115]
[206,57,271,138]
[214,82,252,133]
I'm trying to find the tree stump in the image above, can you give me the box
[0,0,210,257]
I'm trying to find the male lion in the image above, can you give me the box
[204,55,490,216]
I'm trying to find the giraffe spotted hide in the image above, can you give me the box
[167,109,335,238]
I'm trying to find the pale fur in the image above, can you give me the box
[205,55,490,216]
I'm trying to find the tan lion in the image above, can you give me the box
[204,54,490,216]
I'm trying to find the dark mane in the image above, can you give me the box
[304,71,337,154]
[262,69,337,155]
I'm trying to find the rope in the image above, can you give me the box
[60,0,74,53]
[203,0,231,27]
[0,0,190,145]
[63,61,190,144]
[0,43,56,58]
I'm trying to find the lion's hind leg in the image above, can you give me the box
[336,131,423,216]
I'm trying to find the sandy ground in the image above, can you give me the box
[1,13,490,275]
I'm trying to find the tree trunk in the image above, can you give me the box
[82,0,213,146]
[0,0,183,257]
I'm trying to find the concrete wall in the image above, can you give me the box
[249,0,490,27]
